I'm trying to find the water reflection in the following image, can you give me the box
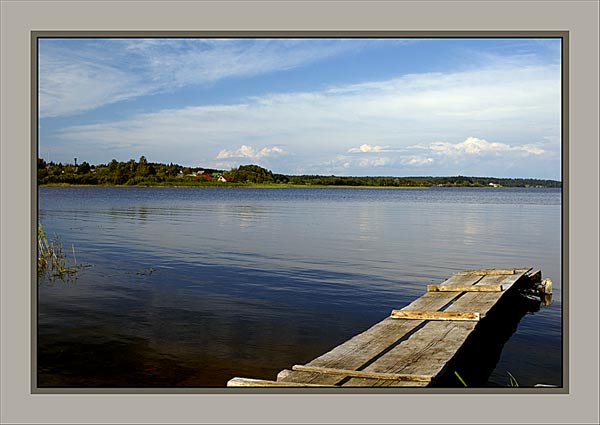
[356,203,383,245]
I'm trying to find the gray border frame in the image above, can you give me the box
[30,30,569,396]
[2,1,598,424]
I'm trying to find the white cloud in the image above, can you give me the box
[322,153,432,173]
[411,137,546,159]
[401,156,434,166]
[216,145,285,160]
[348,144,389,153]
[356,157,392,167]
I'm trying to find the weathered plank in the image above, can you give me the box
[456,268,527,276]
[427,284,505,292]
[390,310,480,321]
[277,274,483,385]
[291,365,432,382]
[227,377,331,387]
[277,369,430,387]
[340,377,431,387]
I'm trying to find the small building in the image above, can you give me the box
[186,171,213,180]
[218,175,232,183]
[488,182,502,188]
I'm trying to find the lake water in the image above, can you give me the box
[37,186,562,388]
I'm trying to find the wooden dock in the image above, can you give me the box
[227,267,550,387]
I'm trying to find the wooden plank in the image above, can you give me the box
[390,310,480,321]
[344,378,428,387]
[456,269,515,276]
[435,273,485,287]
[433,270,528,293]
[291,365,432,382]
[277,274,483,385]
[278,369,430,387]
[227,377,332,387]
[456,268,531,276]
[427,284,504,292]
[341,377,430,387]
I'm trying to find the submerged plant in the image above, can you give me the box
[135,267,157,276]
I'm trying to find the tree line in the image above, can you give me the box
[38,156,224,186]
[38,158,561,188]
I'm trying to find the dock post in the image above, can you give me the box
[539,278,553,295]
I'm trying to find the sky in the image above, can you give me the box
[38,37,562,179]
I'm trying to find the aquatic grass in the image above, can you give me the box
[454,371,468,387]
[136,267,157,276]
[37,224,50,274]
[37,223,84,283]
[507,371,519,387]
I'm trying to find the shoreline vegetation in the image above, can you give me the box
[37,223,88,283]
[38,157,561,189]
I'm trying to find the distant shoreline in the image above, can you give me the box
[38,182,558,189]
[38,183,426,189]
[38,161,562,188]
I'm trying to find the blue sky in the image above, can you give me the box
[38,37,562,179]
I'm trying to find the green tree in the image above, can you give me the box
[137,156,149,177]
[78,161,91,174]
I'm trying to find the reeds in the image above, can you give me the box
[506,371,519,387]
[37,223,79,282]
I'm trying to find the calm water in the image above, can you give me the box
[37,187,562,388]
